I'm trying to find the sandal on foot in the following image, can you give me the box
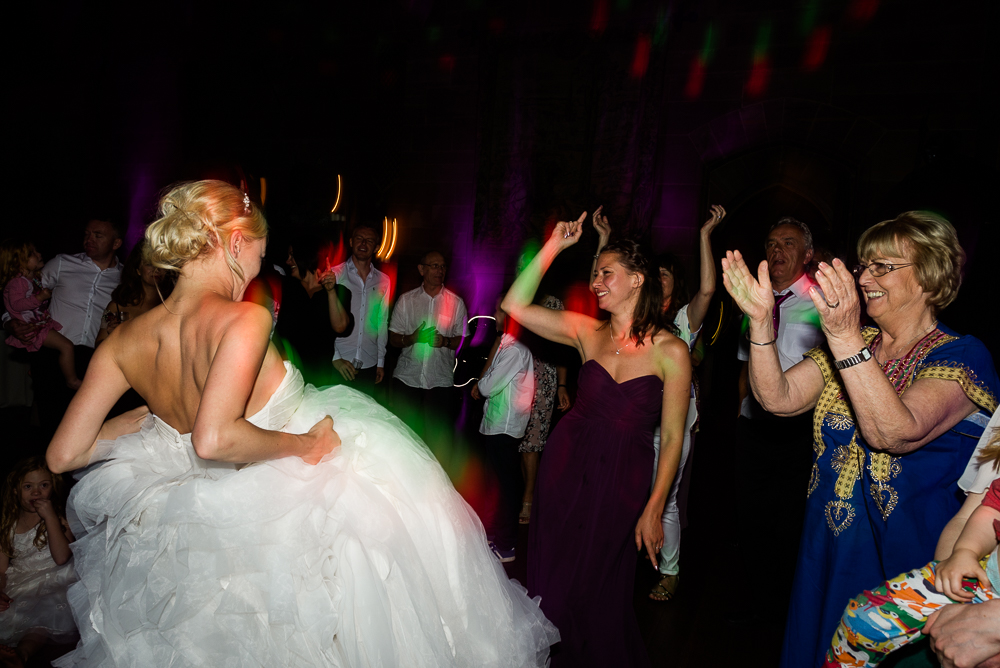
[649,574,679,602]
[518,502,532,524]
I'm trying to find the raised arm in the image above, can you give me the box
[810,259,977,454]
[319,274,350,333]
[590,205,611,279]
[501,213,594,351]
[686,205,724,333]
[192,304,337,464]
[722,249,824,416]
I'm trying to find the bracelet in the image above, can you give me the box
[747,337,776,346]
[745,330,776,346]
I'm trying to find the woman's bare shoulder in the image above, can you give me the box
[650,329,691,376]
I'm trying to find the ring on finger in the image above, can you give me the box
[826,300,840,308]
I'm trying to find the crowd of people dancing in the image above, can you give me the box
[1,178,998,667]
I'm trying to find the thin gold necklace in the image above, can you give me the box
[609,322,632,355]
[875,320,938,365]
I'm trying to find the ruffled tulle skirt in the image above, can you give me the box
[55,381,557,667]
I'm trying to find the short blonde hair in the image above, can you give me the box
[856,211,964,314]
[145,180,267,282]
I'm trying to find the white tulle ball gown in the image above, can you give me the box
[54,362,558,667]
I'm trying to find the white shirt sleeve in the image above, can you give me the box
[389,292,408,335]
[455,298,469,338]
[477,337,528,398]
[959,407,1000,494]
[377,277,389,367]
[40,255,59,290]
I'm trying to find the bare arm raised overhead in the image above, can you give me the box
[501,212,594,354]
[685,205,724,333]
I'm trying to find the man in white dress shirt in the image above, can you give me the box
[330,223,391,401]
[3,218,123,431]
[733,217,825,615]
[389,251,469,449]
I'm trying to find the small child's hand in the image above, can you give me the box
[31,498,57,522]
[936,548,990,602]
[0,592,11,612]
[36,288,52,302]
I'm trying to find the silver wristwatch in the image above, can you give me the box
[834,346,872,370]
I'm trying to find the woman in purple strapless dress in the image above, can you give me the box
[502,216,693,667]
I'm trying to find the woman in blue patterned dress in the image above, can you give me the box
[721,211,998,668]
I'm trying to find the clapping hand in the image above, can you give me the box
[809,259,861,343]
[721,250,774,323]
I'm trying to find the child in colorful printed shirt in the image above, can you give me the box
[825,417,1000,667]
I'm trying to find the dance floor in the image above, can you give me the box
[502,516,786,668]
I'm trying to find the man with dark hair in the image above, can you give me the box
[276,237,353,388]
[330,222,390,399]
[389,250,468,449]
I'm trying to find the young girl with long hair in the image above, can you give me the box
[1,240,81,389]
[0,456,77,667]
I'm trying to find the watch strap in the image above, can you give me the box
[834,346,872,370]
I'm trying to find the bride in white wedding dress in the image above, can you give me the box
[45,180,558,667]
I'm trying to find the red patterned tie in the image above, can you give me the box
[772,292,792,337]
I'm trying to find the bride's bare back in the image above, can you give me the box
[109,293,286,434]
[47,179,336,474]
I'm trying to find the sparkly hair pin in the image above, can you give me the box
[243,192,251,215]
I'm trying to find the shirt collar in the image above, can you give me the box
[785,272,816,299]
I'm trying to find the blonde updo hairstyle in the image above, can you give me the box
[144,180,267,282]
[856,211,964,315]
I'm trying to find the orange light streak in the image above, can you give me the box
[376,217,399,261]
[331,174,342,213]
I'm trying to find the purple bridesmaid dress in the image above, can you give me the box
[528,359,662,667]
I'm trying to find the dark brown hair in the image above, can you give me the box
[0,456,66,559]
[599,239,667,347]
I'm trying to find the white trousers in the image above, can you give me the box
[651,397,698,576]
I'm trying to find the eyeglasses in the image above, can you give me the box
[851,262,914,278]
[421,263,447,270]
